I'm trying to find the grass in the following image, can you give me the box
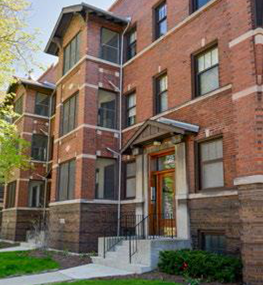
[52,280,181,285]
[0,251,59,278]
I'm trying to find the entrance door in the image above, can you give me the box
[149,170,176,237]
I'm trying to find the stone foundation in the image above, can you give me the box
[49,202,118,253]
[238,184,263,285]
[1,209,46,241]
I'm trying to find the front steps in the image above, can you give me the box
[92,238,191,274]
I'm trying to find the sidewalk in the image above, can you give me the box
[0,264,133,285]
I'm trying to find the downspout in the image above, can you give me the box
[117,19,131,236]
[43,90,55,225]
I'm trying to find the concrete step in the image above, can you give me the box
[91,256,152,274]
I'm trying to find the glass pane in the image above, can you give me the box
[96,158,117,200]
[159,20,167,37]
[198,55,205,72]
[162,175,174,218]
[35,93,49,116]
[159,75,168,92]
[126,178,136,198]
[158,154,175,171]
[128,94,136,108]
[68,160,75,200]
[59,163,68,201]
[200,66,219,95]
[101,29,119,63]
[201,139,223,162]
[202,161,224,189]
[128,107,136,117]
[64,45,70,74]
[129,30,137,44]
[127,162,136,177]
[197,0,211,9]
[63,100,69,135]
[160,92,168,112]
[70,37,76,68]
[98,90,116,129]
[212,48,219,65]
[157,3,167,21]
[204,51,212,69]
[68,96,76,132]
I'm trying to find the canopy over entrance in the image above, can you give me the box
[122,117,199,155]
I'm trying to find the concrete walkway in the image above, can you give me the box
[0,264,133,285]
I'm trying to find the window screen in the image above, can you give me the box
[101,28,120,64]
[58,160,76,201]
[199,139,224,189]
[95,158,117,200]
[31,134,48,161]
[196,46,219,96]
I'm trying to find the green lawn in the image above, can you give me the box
[0,251,59,278]
[52,280,181,285]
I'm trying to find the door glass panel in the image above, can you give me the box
[158,154,175,171]
[162,175,174,218]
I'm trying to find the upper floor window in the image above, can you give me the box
[95,158,117,200]
[31,134,48,161]
[58,159,76,201]
[51,94,56,116]
[28,180,44,208]
[63,33,80,75]
[6,181,16,208]
[61,94,78,136]
[155,73,168,114]
[193,0,212,11]
[198,138,224,190]
[14,95,23,115]
[155,2,167,40]
[195,46,219,96]
[35,93,49,117]
[98,89,117,129]
[127,28,137,60]
[126,92,136,127]
[125,161,136,199]
[101,28,120,64]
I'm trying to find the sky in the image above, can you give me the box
[25,0,115,79]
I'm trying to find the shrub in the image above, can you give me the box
[158,249,242,283]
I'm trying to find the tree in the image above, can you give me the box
[0,95,31,184]
[0,0,39,89]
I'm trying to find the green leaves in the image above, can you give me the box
[0,104,31,184]
[158,249,243,283]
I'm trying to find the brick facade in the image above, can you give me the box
[2,0,263,284]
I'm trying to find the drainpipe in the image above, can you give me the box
[117,19,131,236]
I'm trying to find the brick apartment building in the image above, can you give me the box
[1,0,263,284]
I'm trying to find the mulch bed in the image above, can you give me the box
[29,250,92,270]
[95,270,240,285]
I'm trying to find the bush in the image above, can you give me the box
[158,249,242,283]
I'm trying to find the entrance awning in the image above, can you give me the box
[122,117,199,155]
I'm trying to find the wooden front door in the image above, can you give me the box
[149,151,176,237]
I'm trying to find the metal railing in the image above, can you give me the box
[103,213,176,263]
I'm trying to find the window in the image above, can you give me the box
[14,95,23,115]
[58,160,76,201]
[6,181,16,208]
[195,46,219,96]
[63,33,80,75]
[51,94,56,116]
[49,136,54,161]
[200,231,226,254]
[199,138,224,190]
[155,73,168,114]
[127,28,137,60]
[35,93,50,117]
[155,2,167,40]
[95,158,117,200]
[151,154,175,171]
[28,181,44,208]
[193,0,212,11]
[0,183,4,201]
[98,89,117,129]
[61,94,78,136]
[31,134,48,161]
[100,28,120,64]
[126,93,136,127]
[126,162,136,199]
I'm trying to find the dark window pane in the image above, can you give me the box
[6,182,16,208]
[127,29,137,60]
[29,181,44,208]
[101,28,120,64]
[156,74,168,114]
[62,94,77,136]
[31,135,48,161]
[63,33,81,75]
[196,0,211,10]
[96,158,117,200]
[58,160,76,201]
[14,96,23,115]
[127,93,136,127]
[0,184,4,201]
[202,233,226,254]
[155,3,167,39]
[98,90,117,129]
[35,93,50,116]
[126,162,136,198]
